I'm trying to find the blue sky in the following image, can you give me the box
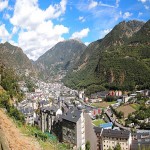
[0,0,150,60]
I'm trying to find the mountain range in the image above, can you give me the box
[0,19,150,93]
[0,42,36,76]
[35,39,86,80]
[63,20,150,92]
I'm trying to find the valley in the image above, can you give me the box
[0,19,150,150]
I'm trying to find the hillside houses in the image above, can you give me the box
[16,79,150,150]
[62,109,85,150]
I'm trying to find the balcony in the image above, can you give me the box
[82,130,85,134]
[82,134,85,140]
[81,124,84,128]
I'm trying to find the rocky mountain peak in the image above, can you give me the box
[0,42,36,76]
[35,40,87,80]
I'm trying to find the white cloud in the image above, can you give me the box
[9,0,69,60]
[71,28,90,39]
[18,21,69,60]
[88,0,98,9]
[99,1,115,8]
[12,26,18,34]
[10,0,68,29]
[138,0,147,3]
[78,16,86,22]
[123,12,133,19]
[0,24,10,42]
[9,40,18,46]
[85,42,90,46]
[138,12,143,17]
[116,0,120,8]
[104,29,112,34]
[3,13,10,20]
[0,0,8,11]
[99,28,112,39]
[144,5,149,9]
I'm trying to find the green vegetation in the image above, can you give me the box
[114,143,121,150]
[126,105,150,129]
[110,106,124,119]
[92,119,105,126]
[0,65,24,100]
[130,103,140,110]
[15,121,69,150]
[107,101,116,105]
[63,20,150,93]
[25,78,36,92]
[0,42,35,76]
[36,39,86,80]
[134,105,150,120]
[105,96,117,102]
[91,101,116,108]
[85,84,106,96]
[0,65,25,123]
[91,103,104,108]
[136,94,149,104]
[0,66,69,150]
[85,141,90,150]
[0,92,25,124]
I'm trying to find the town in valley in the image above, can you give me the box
[15,75,150,150]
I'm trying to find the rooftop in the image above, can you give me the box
[102,129,130,139]
[100,122,113,129]
[62,108,82,123]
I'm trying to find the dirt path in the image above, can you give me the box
[0,109,42,150]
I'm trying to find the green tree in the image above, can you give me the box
[105,96,116,102]
[96,115,99,119]
[0,93,10,108]
[85,141,90,150]
[114,143,121,150]
[118,111,124,119]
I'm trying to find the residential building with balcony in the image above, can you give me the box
[94,127,131,150]
[62,109,85,150]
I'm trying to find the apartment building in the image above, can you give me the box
[94,128,131,150]
[62,109,85,150]
[94,127,103,150]
[131,131,150,150]
[40,105,62,132]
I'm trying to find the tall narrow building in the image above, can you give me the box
[62,109,85,150]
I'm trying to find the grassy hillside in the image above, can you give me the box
[0,65,69,150]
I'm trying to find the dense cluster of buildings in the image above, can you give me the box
[38,102,150,150]
[17,80,150,150]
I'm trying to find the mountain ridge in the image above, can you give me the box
[35,39,87,80]
[0,42,36,76]
[63,20,150,92]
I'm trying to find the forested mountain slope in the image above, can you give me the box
[36,39,86,79]
[63,20,150,91]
